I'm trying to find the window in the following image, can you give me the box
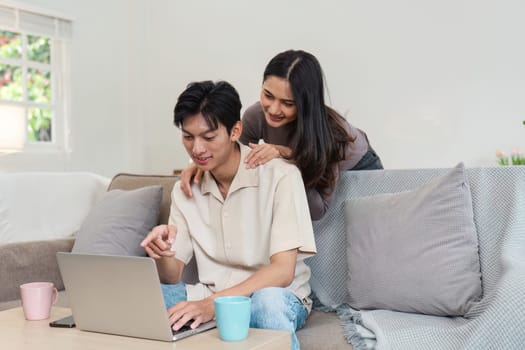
[0,3,72,152]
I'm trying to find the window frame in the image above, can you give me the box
[0,1,72,153]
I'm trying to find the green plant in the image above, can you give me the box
[511,151,525,165]
[496,149,525,165]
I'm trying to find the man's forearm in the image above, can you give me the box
[156,256,185,284]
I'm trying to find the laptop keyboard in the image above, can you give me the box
[172,322,193,335]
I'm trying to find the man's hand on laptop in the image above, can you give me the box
[168,298,214,331]
[141,224,177,259]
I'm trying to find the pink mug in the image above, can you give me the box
[20,282,58,320]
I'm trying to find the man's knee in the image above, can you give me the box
[250,287,294,330]
[251,287,287,309]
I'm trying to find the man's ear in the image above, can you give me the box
[230,121,243,142]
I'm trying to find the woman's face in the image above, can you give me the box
[260,76,298,128]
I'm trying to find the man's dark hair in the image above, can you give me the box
[173,80,242,134]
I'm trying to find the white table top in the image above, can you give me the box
[0,307,291,350]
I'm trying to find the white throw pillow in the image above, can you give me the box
[0,172,109,244]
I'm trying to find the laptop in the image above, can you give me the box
[56,252,216,342]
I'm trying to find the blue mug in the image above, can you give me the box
[214,296,251,341]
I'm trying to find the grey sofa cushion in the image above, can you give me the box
[72,186,162,256]
[344,163,482,316]
[0,237,75,305]
[107,173,177,225]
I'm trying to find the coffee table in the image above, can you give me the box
[1,307,291,349]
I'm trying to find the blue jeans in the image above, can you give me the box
[162,283,308,350]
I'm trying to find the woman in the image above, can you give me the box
[180,49,382,220]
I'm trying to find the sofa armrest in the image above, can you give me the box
[0,237,75,303]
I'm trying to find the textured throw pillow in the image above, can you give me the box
[72,185,162,256]
[344,163,482,316]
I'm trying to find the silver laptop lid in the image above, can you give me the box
[56,252,176,341]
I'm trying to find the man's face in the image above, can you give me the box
[181,113,240,174]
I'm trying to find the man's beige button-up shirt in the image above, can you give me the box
[170,144,317,305]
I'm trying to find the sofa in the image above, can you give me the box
[0,172,110,311]
[1,167,524,350]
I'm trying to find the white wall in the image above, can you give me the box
[151,0,525,171]
[2,0,524,175]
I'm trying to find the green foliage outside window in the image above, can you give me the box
[27,35,50,64]
[0,31,21,58]
[28,108,51,141]
[28,67,51,103]
[0,64,22,100]
[0,30,52,142]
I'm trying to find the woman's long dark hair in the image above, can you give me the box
[263,50,353,195]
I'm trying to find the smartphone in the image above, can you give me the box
[49,315,76,328]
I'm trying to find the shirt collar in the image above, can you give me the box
[200,143,259,199]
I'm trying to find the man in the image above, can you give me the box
[141,80,316,350]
